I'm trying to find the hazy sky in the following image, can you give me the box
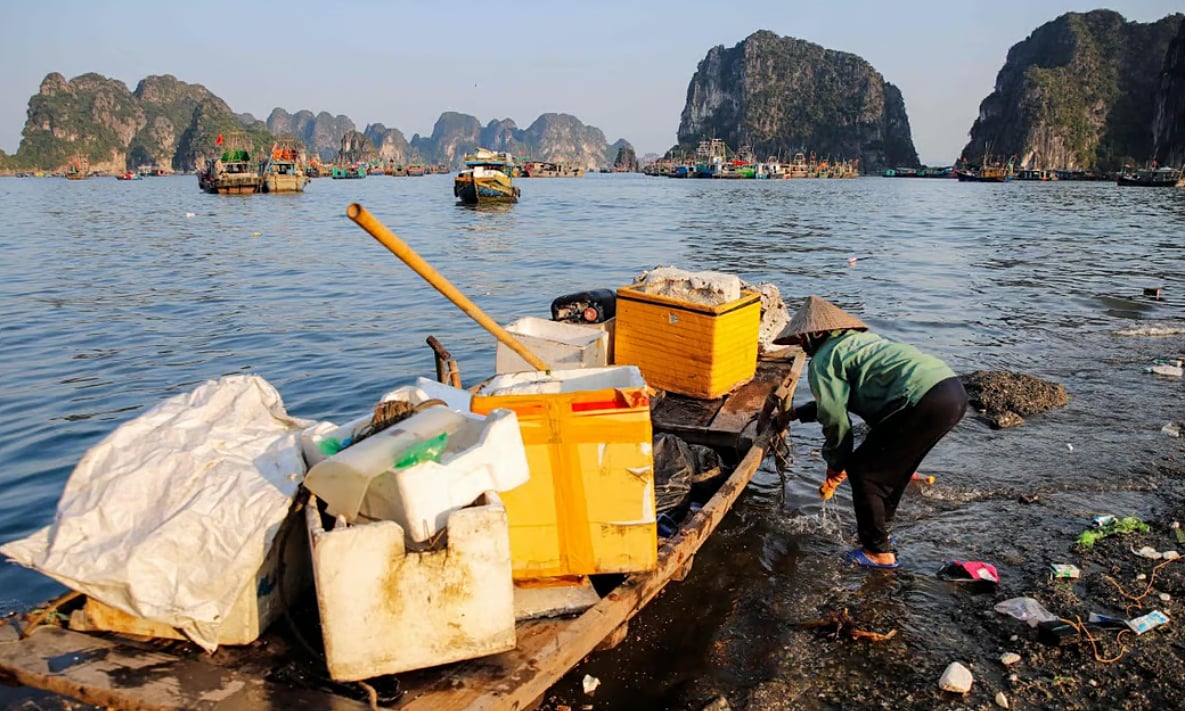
[1,1,1180,164]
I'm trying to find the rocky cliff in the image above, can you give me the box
[4,73,628,172]
[612,143,638,171]
[407,112,615,170]
[7,72,270,172]
[964,10,1184,171]
[677,30,918,172]
[1153,18,1185,167]
[266,108,355,162]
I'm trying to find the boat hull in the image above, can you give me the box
[454,174,520,204]
[261,174,308,193]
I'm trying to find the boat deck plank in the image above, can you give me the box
[0,623,371,710]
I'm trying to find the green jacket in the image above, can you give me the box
[805,330,955,470]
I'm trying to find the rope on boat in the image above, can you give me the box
[18,590,82,639]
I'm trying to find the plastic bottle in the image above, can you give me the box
[304,406,464,520]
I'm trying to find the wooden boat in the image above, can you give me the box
[784,152,809,179]
[332,165,367,179]
[114,171,142,181]
[454,149,520,204]
[1116,165,1184,187]
[523,161,586,178]
[65,155,89,180]
[198,134,261,194]
[0,347,804,710]
[406,164,427,177]
[260,141,310,193]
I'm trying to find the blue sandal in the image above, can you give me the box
[844,548,901,569]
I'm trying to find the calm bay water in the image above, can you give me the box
[1,173,1184,707]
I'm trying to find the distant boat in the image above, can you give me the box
[406,163,427,177]
[523,161,585,178]
[114,171,142,181]
[65,154,89,180]
[331,165,366,179]
[198,133,261,194]
[1116,165,1184,187]
[453,148,520,204]
[1015,168,1058,181]
[259,141,309,193]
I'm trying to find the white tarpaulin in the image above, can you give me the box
[1,374,313,652]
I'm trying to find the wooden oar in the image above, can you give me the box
[346,203,549,371]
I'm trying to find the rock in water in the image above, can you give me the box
[939,661,974,693]
[960,371,1069,429]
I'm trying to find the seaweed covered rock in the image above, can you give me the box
[960,371,1069,429]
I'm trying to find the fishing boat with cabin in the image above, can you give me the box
[197,132,262,194]
[454,148,521,204]
[259,138,310,193]
[0,205,803,711]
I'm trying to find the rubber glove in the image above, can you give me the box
[819,468,847,500]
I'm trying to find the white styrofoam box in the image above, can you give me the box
[496,316,611,374]
[306,491,516,680]
[69,505,309,645]
[304,406,529,542]
[300,380,472,468]
[359,408,529,541]
[478,364,648,397]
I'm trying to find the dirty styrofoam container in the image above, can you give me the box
[306,491,516,680]
[68,505,309,645]
[495,316,611,374]
[304,405,529,543]
[299,379,473,469]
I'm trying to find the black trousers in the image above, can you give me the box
[847,377,968,554]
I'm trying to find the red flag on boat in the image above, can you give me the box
[215,133,224,146]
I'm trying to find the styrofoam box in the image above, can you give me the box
[300,379,472,469]
[357,407,529,541]
[307,491,516,680]
[496,316,611,374]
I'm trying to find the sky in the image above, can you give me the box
[0,1,1181,165]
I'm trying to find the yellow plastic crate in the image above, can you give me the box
[613,286,761,398]
[471,367,656,579]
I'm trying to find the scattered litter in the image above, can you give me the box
[1087,612,1129,630]
[1009,635,1018,642]
[939,661,973,693]
[185,212,195,218]
[1163,422,1182,438]
[1136,573,1147,581]
[995,691,1010,709]
[999,652,1021,666]
[1163,550,1181,560]
[938,560,1000,584]
[1134,546,1163,560]
[995,597,1058,627]
[582,674,600,695]
[1159,592,1172,602]
[1077,516,1149,548]
[1036,619,1078,646]
[1050,564,1080,579]
[252,231,262,237]
[1126,610,1169,635]
[847,257,858,267]
[911,472,936,485]
[1148,360,1184,377]
[1066,443,1074,452]
[1092,515,1116,528]
[1143,286,1163,299]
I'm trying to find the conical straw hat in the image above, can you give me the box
[773,295,868,345]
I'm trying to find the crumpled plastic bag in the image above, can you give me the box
[1,374,314,652]
[994,597,1058,627]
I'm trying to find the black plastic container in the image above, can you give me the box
[550,289,616,324]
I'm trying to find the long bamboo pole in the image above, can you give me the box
[346,203,549,371]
